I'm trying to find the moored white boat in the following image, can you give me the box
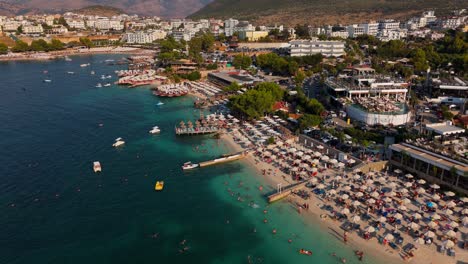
[112,137,125,147]
[104,83,111,87]
[149,126,161,134]
[182,161,199,170]
[93,161,101,172]
[96,83,102,88]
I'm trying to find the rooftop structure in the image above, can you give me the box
[289,38,345,57]
[424,121,466,136]
[207,70,262,86]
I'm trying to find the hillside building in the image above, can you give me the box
[289,38,345,57]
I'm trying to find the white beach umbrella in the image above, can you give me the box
[462,209,468,215]
[445,230,456,238]
[387,191,397,197]
[398,205,408,211]
[445,191,455,197]
[404,182,413,187]
[310,177,318,183]
[394,213,403,220]
[401,188,409,194]
[329,159,338,164]
[405,174,414,179]
[313,151,322,157]
[430,184,440,189]
[302,155,312,160]
[341,208,350,215]
[461,197,468,203]
[413,213,422,220]
[365,179,374,185]
[402,198,411,205]
[384,234,394,241]
[416,187,426,194]
[443,209,453,215]
[341,194,350,200]
[378,216,387,223]
[288,148,297,153]
[329,189,337,195]
[354,175,361,180]
[355,192,364,198]
[335,175,342,181]
[443,240,455,248]
[343,186,351,191]
[367,198,376,204]
[317,184,326,189]
[448,221,459,228]
[312,159,320,164]
[370,191,380,198]
[408,222,420,230]
[351,215,361,223]
[375,177,385,182]
[321,155,330,161]
[383,197,392,203]
[433,194,441,201]
[431,213,441,220]
[388,182,397,188]
[296,151,304,157]
[446,201,456,208]
[352,200,361,207]
[338,162,345,167]
[348,159,356,164]
[417,179,426,184]
[394,169,402,174]
[415,237,425,245]
[424,231,435,238]
[427,221,438,228]
[291,167,298,172]
[364,226,375,233]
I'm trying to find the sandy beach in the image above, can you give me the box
[220,133,466,264]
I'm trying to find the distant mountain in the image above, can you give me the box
[74,5,123,16]
[190,0,467,25]
[0,0,214,17]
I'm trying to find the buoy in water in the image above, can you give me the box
[272,229,277,234]
[263,218,268,223]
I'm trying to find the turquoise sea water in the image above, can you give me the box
[0,55,383,264]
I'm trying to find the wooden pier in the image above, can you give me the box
[199,151,247,167]
[267,180,308,203]
[175,127,219,135]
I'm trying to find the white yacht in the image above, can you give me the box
[149,126,161,134]
[112,137,125,147]
[90,71,95,75]
[44,79,52,83]
[80,63,90,67]
[104,83,111,87]
[182,161,199,170]
[96,83,103,88]
[93,161,102,172]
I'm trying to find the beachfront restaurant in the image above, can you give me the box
[389,143,468,195]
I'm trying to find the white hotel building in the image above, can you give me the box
[122,30,167,44]
[289,38,345,57]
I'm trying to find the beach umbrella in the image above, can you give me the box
[312,159,320,164]
[343,186,351,191]
[402,198,411,205]
[384,234,394,241]
[378,216,387,223]
[417,179,426,184]
[341,208,350,215]
[394,169,402,174]
[445,191,455,197]
[317,184,326,189]
[408,222,420,230]
[365,179,374,185]
[431,213,441,220]
[351,215,361,223]
[316,145,324,150]
[417,187,426,194]
[387,191,397,197]
[405,174,414,179]
[415,237,425,245]
[462,217,468,226]
[296,151,304,157]
[400,188,409,195]
[394,213,403,220]
[302,155,312,160]
[329,189,337,195]
[364,226,375,233]
[291,167,298,172]
[321,155,329,161]
[461,197,468,203]
[427,221,438,228]
[446,201,456,208]
[355,192,364,198]
[424,231,435,238]
[313,151,322,157]
[370,191,379,198]
[443,209,453,215]
[354,175,361,180]
[352,201,361,207]
[430,184,440,189]
[443,240,455,248]
[341,194,350,200]
[398,205,408,211]
[288,148,297,153]
[448,221,459,228]
[462,209,468,215]
[329,159,338,164]
[310,177,318,183]
[338,162,345,168]
[367,198,376,204]
[413,213,422,220]
[433,194,441,201]
[388,182,397,188]
[383,197,392,203]
[404,182,413,187]
[335,176,342,181]
[445,230,456,238]
[375,177,385,182]
[426,201,437,208]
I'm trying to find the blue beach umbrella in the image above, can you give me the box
[426,202,435,208]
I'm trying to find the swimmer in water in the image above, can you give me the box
[180,239,186,245]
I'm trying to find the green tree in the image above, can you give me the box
[58,17,68,27]
[16,25,23,35]
[224,82,241,92]
[186,71,201,81]
[30,39,49,51]
[0,43,8,54]
[267,137,275,145]
[11,40,29,52]
[294,24,309,38]
[79,37,94,48]
[411,48,429,72]
[298,114,322,129]
[294,70,306,86]
[232,54,252,70]
[49,39,65,50]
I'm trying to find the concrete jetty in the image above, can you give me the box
[267,180,308,203]
[199,151,247,167]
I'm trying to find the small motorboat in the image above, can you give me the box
[182,161,199,170]
[64,56,72,61]
[104,83,111,87]
[106,75,112,79]
[90,71,95,75]
[156,102,164,106]
[44,79,52,83]
[100,75,107,80]
[67,71,75,74]
[93,161,101,173]
[96,83,103,88]
[112,137,125,147]
[155,181,164,191]
[299,249,312,256]
[149,126,160,134]
[80,63,90,67]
